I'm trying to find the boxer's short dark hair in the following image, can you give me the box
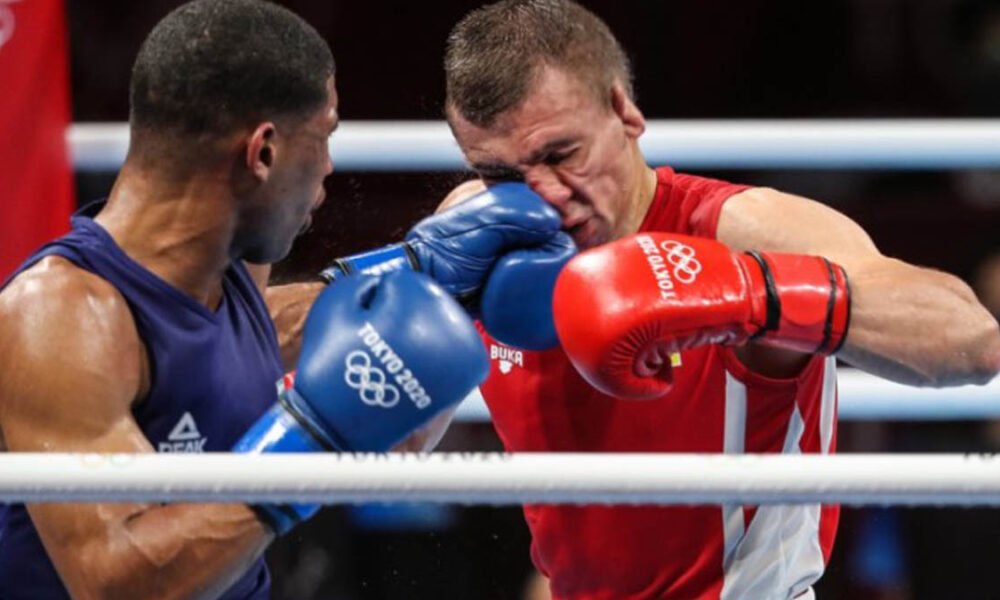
[129,0,334,139]
[445,0,633,127]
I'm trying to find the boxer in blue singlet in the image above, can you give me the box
[0,1,570,598]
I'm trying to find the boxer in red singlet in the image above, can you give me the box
[437,2,1000,598]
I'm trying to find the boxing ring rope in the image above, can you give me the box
[5,452,1000,505]
[457,369,1000,423]
[70,119,1000,171]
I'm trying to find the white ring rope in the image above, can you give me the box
[69,119,1000,171]
[3,452,1000,505]
[456,370,1000,423]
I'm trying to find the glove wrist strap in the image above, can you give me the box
[747,251,851,355]
[319,243,420,284]
[232,375,340,536]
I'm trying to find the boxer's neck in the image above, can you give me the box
[621,160,658,239]
[97,163,236,310]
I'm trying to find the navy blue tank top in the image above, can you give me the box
[0,202,283,599]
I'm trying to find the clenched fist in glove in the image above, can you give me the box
[234,270,488,534]
[552,233,850,399]
[320,182,575,349]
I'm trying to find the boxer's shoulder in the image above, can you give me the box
[0,255,144,397]
[1,255,131,329]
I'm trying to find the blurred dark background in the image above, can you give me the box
[67,1,1000,599]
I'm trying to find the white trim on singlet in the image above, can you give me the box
[820,356,837,453]
[720,360,837,599]
[721,372,748,571]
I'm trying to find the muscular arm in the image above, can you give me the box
[717,187,1000,386]
[0,258,273,600]
[245,262,322,371]
[264,282,324,371]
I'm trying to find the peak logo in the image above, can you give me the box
[490,344,523,375]
[158,412,208,453]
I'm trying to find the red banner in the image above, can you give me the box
[0,0,74,278]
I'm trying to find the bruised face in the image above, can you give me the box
[448,66,648,250]
[239,76,338,263]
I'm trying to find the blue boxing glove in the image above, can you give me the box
[320,183,560,305]
[480,231,578,350]
[234,270,488,535]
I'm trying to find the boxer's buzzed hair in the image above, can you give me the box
[445,0,633,128]
[129,0,334,143]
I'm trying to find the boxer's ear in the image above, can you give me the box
[610,82,645,140]
[246,123,276,181]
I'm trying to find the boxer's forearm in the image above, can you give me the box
[264,282,324,370]
[34,502,271,600]
[835,258,1000,386]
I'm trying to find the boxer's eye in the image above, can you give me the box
[543,148,576,166]
[477,166,523,183]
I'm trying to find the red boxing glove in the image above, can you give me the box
[552,233,850,399]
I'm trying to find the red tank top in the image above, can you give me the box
[480,167,839,600]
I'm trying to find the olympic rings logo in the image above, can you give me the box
[660,240,702,284]
[344,350,401,409]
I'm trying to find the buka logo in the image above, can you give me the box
[490,344,523,375]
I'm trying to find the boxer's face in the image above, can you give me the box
[449,66,646,249]
[243,77,337,262]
